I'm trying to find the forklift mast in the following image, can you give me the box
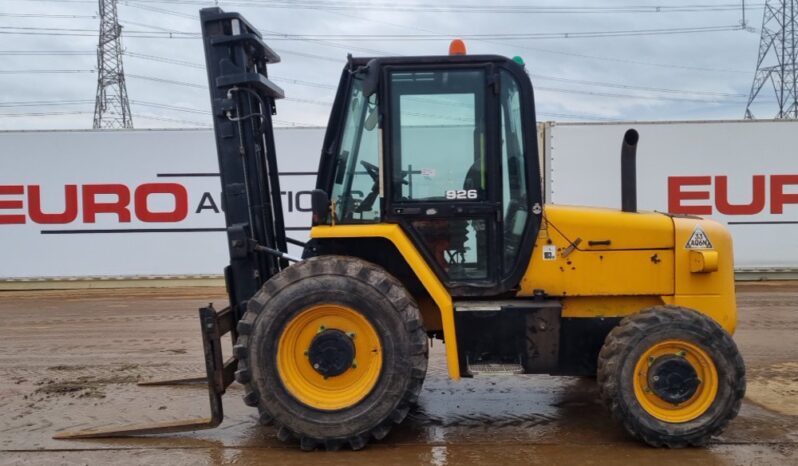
[200,7,289,318]
[52,9,295,439]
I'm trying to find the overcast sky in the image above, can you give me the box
[0,0,778,130]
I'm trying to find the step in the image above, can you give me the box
[467,362,524,376]
[454,299,561,312]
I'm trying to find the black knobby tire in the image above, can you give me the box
[234,255,428,451]
[597,305,745,447]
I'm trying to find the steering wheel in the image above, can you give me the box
[361,160,410,186]
[360,160,379,182]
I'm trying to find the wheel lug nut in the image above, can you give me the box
[653,376,660,382]
[347,332,356,339]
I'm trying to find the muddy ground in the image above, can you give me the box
[0,283,796,465]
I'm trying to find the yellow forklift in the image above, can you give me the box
[55,8,745,451]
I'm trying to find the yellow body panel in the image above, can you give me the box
[520,205,736,334]
[311,224,461,379]
[519,205,675,297]
[536,205,674,250]
[560,296,665,318]
[666,217,737,333]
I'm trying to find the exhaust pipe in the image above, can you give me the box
[621,129,639,213]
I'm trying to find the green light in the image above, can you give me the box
[512,55,525,66]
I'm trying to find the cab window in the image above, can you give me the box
[500,69,528,271]
[329,76,381,223]
[389,69,486,202]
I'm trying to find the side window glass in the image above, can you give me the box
[330,77,381,223]
[389,69,486,202]
[500,70,528,270]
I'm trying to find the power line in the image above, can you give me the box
[129,71,336,91]
[0,26,199,38]
[259,29,398,55]
[532,74,747,97]
[257,25,746,41]
[0,58,748,102]
[125,51,204,68]
[272,76,337,90]
[126,67,745,105]
[0,99,94,107]
[322,7,751,74]
[538,111,616,121]
[0,110,92,117]
[0,24,746,40]
[535,85,745,103]
[7,0,94,3]
[119,20,189,32]
[121,0,763,15]
[121,1,197,19]
[132,100,210,114]
[0,13,97,19]
[131,112,211,126]
[0,14,749,78]
[0,69,95,73]
[0,50,95,56]
[515,44,750,74]
[127,73,206,88]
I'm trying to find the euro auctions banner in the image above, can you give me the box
[547,120,798,270]
[2,121,797,279]
[0,128,323,278]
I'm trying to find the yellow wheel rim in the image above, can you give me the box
[276,304,383,411]
[633,339,718,423]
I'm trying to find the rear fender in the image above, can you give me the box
[309,224,461,379]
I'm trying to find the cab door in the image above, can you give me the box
[383,65,502,294]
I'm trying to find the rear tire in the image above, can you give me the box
[234,256,428,451]
[597,306,745,447]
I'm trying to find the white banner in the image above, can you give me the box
[0,128,323,278]
[547,120,798,270]
[2,120,796,279]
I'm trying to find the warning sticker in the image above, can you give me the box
[542,244,557,261]
[685,226,713,249]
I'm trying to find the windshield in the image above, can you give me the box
[329,75,381,223]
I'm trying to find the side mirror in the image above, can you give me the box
[311,189,331,225]
[364,106,379,131]
[361,59,379,98]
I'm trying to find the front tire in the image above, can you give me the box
[597,306,745,447]
[234,256,428,451]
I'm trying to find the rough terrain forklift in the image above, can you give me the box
[55,8,745,450]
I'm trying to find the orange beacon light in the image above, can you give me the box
[449,39,466,55]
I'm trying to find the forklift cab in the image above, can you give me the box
[315,54,544,297]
